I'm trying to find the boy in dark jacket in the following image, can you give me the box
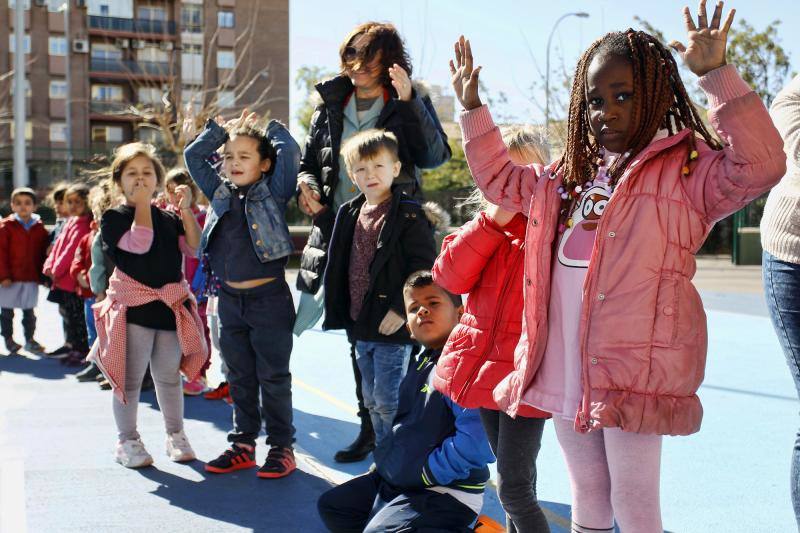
[322,130,437,446]
[0,188,49,354]
[318,270,496,532]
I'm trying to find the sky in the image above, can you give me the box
[287,0,800,135]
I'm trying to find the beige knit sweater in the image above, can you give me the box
[762,74,800,263]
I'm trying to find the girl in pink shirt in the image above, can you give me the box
[449,3,786,532]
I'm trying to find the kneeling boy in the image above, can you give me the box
[317,271,496,532]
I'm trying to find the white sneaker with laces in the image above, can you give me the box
[115,439,154,468]
[166,430,196,462]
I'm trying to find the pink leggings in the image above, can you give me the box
[553,418,663,533]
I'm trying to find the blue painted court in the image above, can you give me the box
[0,272,796,532]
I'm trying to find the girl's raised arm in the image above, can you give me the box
[451,36,542,215]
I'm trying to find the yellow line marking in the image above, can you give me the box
[293,377,359,416]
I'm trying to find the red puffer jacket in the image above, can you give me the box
[0,215,49,283]
[432,211,548,418]
[69,228,96,299]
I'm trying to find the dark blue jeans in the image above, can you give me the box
[317,471,476,532]
[763,251,800,526]
[218,279,296,448]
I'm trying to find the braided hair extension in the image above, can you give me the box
[554,29,723,197]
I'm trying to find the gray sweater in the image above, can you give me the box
[761,74,800,263]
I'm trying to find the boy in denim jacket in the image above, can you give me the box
[184,109,300,479]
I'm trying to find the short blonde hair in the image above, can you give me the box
[341,129,400,175]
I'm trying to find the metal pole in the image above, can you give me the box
[545,12,590,134]
[13,0,27,188]
[64,1,73,180]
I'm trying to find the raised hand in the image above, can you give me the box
[669,1,735,77]
[181,102,198,140]
[449,35,483,111]
[389,64,413,101]
[224,108,259,131]
[175,184,193,210]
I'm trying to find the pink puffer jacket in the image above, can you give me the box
[461,65,786,436]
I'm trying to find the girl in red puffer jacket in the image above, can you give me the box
[433,126,552,533]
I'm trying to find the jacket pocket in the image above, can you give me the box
[652,274,679,347]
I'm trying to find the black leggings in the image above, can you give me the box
[60,292,88,353]
[479,408,550,533]
[0,308,36,340]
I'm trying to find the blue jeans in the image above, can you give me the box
[84,297,97,348]
[355,341,412,444]
[763,251,800,526]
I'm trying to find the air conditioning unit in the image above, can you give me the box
[159,41,174,51]
[132,40,147,49]
[73,39,89,54]
[116,38,130,49]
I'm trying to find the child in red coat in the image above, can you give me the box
[432,126,552,533]
[43,183,93,365]
[0,188,50,354]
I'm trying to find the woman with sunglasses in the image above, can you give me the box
[294,21,451,464]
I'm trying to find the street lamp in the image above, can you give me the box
[545,11,589,133]
[59,2,72,181]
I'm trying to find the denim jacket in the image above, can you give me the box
[184,119,300,262]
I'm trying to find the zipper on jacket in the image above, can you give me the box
[454,243,524,405]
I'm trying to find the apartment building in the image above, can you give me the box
[0,0,289,192]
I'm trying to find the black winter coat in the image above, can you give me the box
[296,75,450,294]
[322,188,437,344]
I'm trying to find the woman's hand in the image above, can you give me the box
[298,181,323,216]
[450,35,483,111]
[378,309,406,336]
[175,184,193,211]
[389,64,413,101]
[669,1,735,77]
[181,102,198,140]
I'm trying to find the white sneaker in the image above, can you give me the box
[115,439,154,468]
[166,430,196,462]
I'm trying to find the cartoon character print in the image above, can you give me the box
[557,184,611,268]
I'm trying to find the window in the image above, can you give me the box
[137,45,168,64]
[138,5,167,21]
[48,37,67,56]
[137,86,163,104]
[10,121,33,141]
[9,79,31,97]
[217,50,234,69]
[8,0,31,9]
[91,43,122,60]
[49,80,68,99]
[8,34,31,54]
[91,125,124,143]
[50,122,67,143]
[137,127,162,144]
[45,0,63,12]
[91,84,124,102]
[217,11,234,28]
[181,5,202,32]
[99,4,109,16]
[217,90,235,109]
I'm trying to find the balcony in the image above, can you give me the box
[90,101,132,115]
[89,15,177,36]
[90,58,172,79]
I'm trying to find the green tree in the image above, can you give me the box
[295,65,336,136]
[421,138,472,192]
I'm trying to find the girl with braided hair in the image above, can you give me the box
[449,2,786,531]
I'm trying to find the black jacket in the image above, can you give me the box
[322,188,436,344]
[374,349,494,493]
[296,75,451,295]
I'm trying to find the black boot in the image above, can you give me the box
[334,417,376,463]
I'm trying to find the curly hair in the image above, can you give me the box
[339,22,412,89]
[555,29,722,191]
